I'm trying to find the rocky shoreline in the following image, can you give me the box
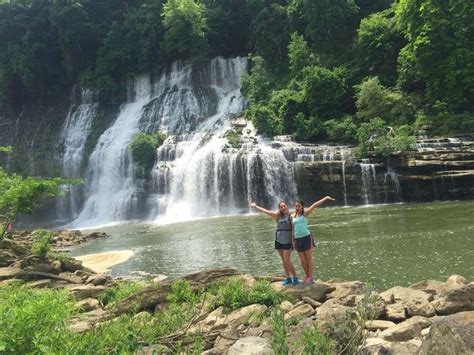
[0,232,473,354]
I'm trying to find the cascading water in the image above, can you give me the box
[72,76,151,226]
[360,161,377,204]
[56,88,98,221]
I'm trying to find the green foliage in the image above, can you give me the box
[396,0,474,112]
[355,118,416,157]
[129,131,166,170]
[0,157,78,239]
[162,0,208,61]
[416,113,474,136]
[355,8,405,86]
[288,32,315,77]
[210,278,286,312]
[300,323,335,355]
[241,56,272,104]
[323,116,358,143]
[31,229,53,259]
[271,308,289,354]
[167,279,198,304]
[0,283,75,354]
[355,76,417,125]
[98,281,145,308]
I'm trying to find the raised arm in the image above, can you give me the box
[249,201,278,219]
[304,196,335,217]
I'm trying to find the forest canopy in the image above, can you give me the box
[0,0,472,146]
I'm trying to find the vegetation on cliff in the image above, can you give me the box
[0,0,472,157]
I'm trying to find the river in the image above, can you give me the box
[71,200,474,290]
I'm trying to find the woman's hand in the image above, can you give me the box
[248,200,257,208]
[325,196,335,201]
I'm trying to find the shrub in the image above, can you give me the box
[98,281,145,308]
[323,116,358,143]
[0,283,75,354]
[167,279,198,304]
[31,229,54,259]
[271,308,289,354]
[300,323,334,355]
[210,278,286,312]
[129,131,166,169]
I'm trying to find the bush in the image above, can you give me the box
[323,116,358,143]
[167,279,198,304]
[129,131,166,169]
[210,278,286,312]
[98,281,145,308]
[355,118,416,158]
[0,283,75,354]
[416,113,474,136]
[300,323,334,355]
[271,308,289,354]
[31,229,54,259]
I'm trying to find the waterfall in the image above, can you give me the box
[56,88,98,221]
[72,76,151,226]
[383,167,402,202]
[360,161,377,204]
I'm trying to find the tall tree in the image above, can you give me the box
[396,0,474,112]
[161,0,208,61]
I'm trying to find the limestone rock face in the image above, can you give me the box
[227,337,273,355]
[419,311,474,355]
[379,286,435,317]
[379,316,431,342]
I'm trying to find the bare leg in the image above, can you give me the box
[297,251,309,277]
[277,250,290,277]
[282,250,296,277]
[304,249,314,279]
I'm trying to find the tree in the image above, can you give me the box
[355,76,417,125]
[161,0,208,61]
[288,0,359,59]
[355,8,404,86]
[396,0,474,112]
[288,32,315,77]
[0,147,79,239]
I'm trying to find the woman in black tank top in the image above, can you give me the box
[249,200,299,286]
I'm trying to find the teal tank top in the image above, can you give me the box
[292,214,310,238]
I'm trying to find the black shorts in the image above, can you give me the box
[275,240,292,250]
[295,235,315,252]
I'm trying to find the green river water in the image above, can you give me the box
[71,201,474,290]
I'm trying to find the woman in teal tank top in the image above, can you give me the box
[249,200,299,286]
[291,196,335,284]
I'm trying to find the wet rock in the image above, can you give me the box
[419,311,474,354]
[379,316,431,342]
[227,337,273,355]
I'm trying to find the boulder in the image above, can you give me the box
[379,286,435,317]
[68,285,106,300]
[26,279,53,288]
[235,274,256,288]
[325,280,366,304]
[215,304,267,328]
[430,283,474,315]
[419,311,474,355]
[359,337,421,355]
[379,316,431,342]
[75,298,100,312]
[271,281,335,302]
[86,273,111,286]
[69,320,92,333]
[316,299,349,325]
[279,300,294,313]
[284,304,315,321]
[384,303,406,322]
[365,320,396,331]
[302,297,322,308]
[446,275,467,286]
[61,258,84,272]
[0,267,23,280]
[227,337,273,355]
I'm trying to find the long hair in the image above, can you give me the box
[295,199,305,217]
[275,201,289,220]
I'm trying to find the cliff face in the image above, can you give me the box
[297,135,474,205]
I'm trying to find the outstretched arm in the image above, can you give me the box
[304,196,335,217]
[249,201,278,219]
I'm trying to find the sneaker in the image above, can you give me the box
[282,277,292,286]
[291,277,299,286]
[304,277,314,284]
